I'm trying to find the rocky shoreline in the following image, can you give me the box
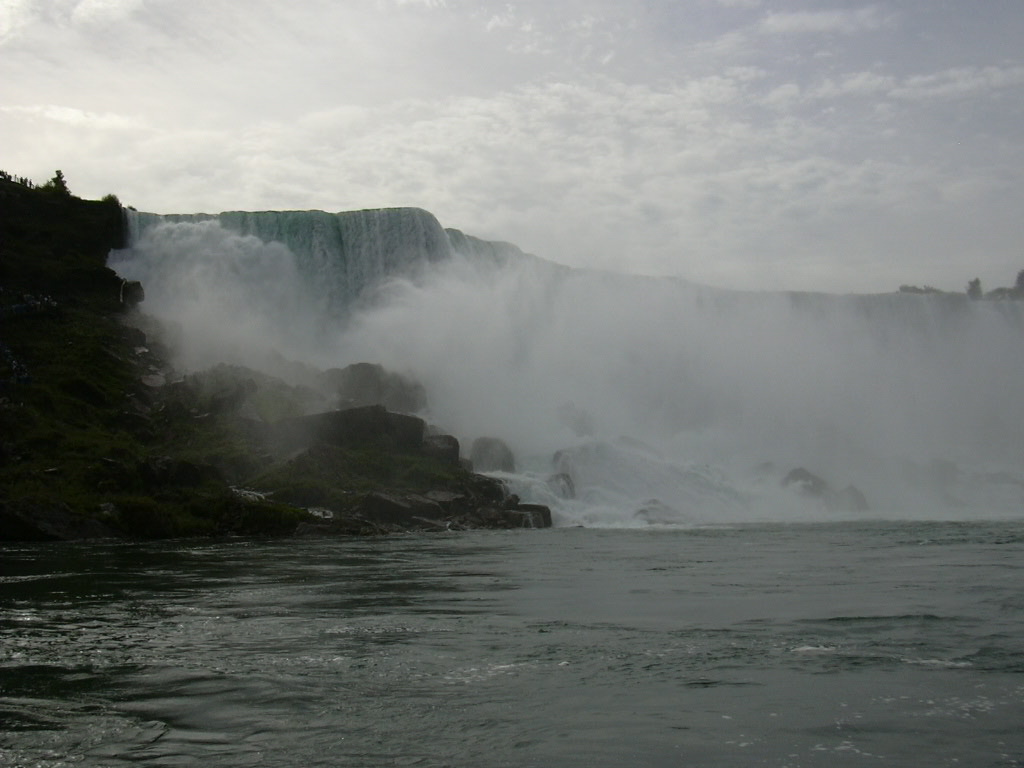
[0,178,552,541]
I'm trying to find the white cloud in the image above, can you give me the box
[0,0,33,40]
[1,103,143,129]
[1,0,1022,292]
[892,65,1024,101]
[808,64,1024,104]
[758,7,890,36]
[70,0,145,25]
[812,71,896,99]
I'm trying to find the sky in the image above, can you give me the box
[2,0,1023,293]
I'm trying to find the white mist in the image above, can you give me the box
[110,213,1024,525]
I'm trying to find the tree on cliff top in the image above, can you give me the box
[43,169,71,197]
[966,277,982,300]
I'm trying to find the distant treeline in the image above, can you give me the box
[900,270,1024,300]
[1,168,73,197]
[1,169,120,208]
[0,170,41,189]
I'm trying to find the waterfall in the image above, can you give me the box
[108,207,1024,522]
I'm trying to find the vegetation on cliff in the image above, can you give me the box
[1,174,546,540]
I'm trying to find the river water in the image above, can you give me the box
[2,522,1023,767]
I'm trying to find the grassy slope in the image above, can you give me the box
[0,181,308,537]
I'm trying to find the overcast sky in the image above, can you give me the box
[2,0,1023,292]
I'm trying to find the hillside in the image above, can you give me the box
[0,178,549,540]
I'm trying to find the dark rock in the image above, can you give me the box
[633,499,683,525]
[465,472,508,503]
[422,434,461,465]
[516,503,553,528]
[138,456,223,488]
[0,499,116,541]
[119,280,145,307]
[294,521,337,537]
[121,325,147,347]
[470,437,516,473]
[321,362,426,413]
[270,404,426,456]
[782,467,829,496]
[782,467,869,512]
[60,377,109,406]
[470,504,551,529]
[357,491,446,527]
[422,489,468,513]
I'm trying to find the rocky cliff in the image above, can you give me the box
[0,181,551,540]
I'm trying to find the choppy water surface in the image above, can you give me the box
[2,522,1023,767]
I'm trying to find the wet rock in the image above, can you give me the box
[357,491,446,527]
[782,467,829,497]
[320,362,426,414]
[271,404,426,456]
[516,503,553,528]
[138,455,223,488]
[633,499,685,525]
[471,504,551,529]
[422,434,461,465]
[782,467,869,513]
[470,437,516,473]
[0,499,116,541]
[119,280,145,307]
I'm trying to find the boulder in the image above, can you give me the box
[119,279,145,307]
[470,437,516,473]
[516,503,553,528]
[422,434,461,465]
[271,404,426,456]
[0,499,116,541]
[137,455,223,488]
[782,467,869,512]
[471,504,552,529]
[633,499,684,525]
[320,362,426,413]
[357,491,446,527]
[782,467,829,497]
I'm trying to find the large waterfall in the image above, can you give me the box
[109,208,1024,524]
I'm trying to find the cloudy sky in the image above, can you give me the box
[2,0,1023,292]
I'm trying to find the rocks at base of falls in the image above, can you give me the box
[0,499,118,542]
[469,436,516,473]
[296,486,552,537]
[320,362,426,414]
[261,404,552,535]
[267,404,427,457]
[781,467,869,513]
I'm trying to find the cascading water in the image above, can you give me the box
[108,208,1024,525]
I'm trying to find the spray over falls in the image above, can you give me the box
[109,208,1024,525]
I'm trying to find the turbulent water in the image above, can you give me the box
[2,523,1023,767]
[14,207,1018,765]
[108,207,1024,524]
